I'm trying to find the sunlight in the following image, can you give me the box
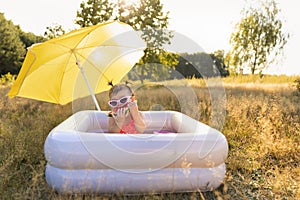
[110,0,141,7]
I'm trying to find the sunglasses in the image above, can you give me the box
[108,96,132,108]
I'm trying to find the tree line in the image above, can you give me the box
[0,10,229,80]
[0,13,45,75]
[0,0,289,80]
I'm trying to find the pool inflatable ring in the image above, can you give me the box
[44,110,228,194]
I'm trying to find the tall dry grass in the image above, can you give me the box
[0,78,299,199]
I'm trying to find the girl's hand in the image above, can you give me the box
[128,101,138,113]
[113,107,128,127]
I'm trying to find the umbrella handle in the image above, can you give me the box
[76,60,101,111]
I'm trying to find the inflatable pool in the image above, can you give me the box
[44,110,228,194]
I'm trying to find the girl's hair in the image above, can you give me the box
[108,82,134,98]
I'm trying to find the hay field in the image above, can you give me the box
[0,77,299,199]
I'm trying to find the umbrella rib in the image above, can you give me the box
[72,26,96,51]
[74,45,144,80]
[74,51,111,82]
[47,25,95,51]
[49,43,141,100]
[10,47,37,97]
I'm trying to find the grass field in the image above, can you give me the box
[0,76,299,199]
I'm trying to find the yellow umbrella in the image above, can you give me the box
[8,21,145,110]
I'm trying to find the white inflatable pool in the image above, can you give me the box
[44,110,228,194]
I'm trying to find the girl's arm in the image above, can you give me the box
[108,117,120,133]
[128,102,146,133]
[135,112,146,133]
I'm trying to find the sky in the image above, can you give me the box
[0,0,299,75]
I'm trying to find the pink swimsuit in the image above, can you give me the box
[120,118,138,134]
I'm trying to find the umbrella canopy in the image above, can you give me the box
[8,21,145,109]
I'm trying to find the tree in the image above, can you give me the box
[174,52,228,78]
[19,30,45,48]
[0,13,26,75]
[117,0,177,82]
[74,0,176,82]
[210,50,229,77]
[229,0,289,74]
[44,24,66,39]
[174,54,201,79]
[76,0,114,27]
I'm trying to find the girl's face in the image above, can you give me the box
[109,89,133,111]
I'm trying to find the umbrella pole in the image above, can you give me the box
[76,61,101,111]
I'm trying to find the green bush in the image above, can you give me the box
[0,73,16,85]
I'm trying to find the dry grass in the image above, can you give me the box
[0,77,299,199]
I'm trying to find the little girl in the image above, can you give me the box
[107,83,146,134]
